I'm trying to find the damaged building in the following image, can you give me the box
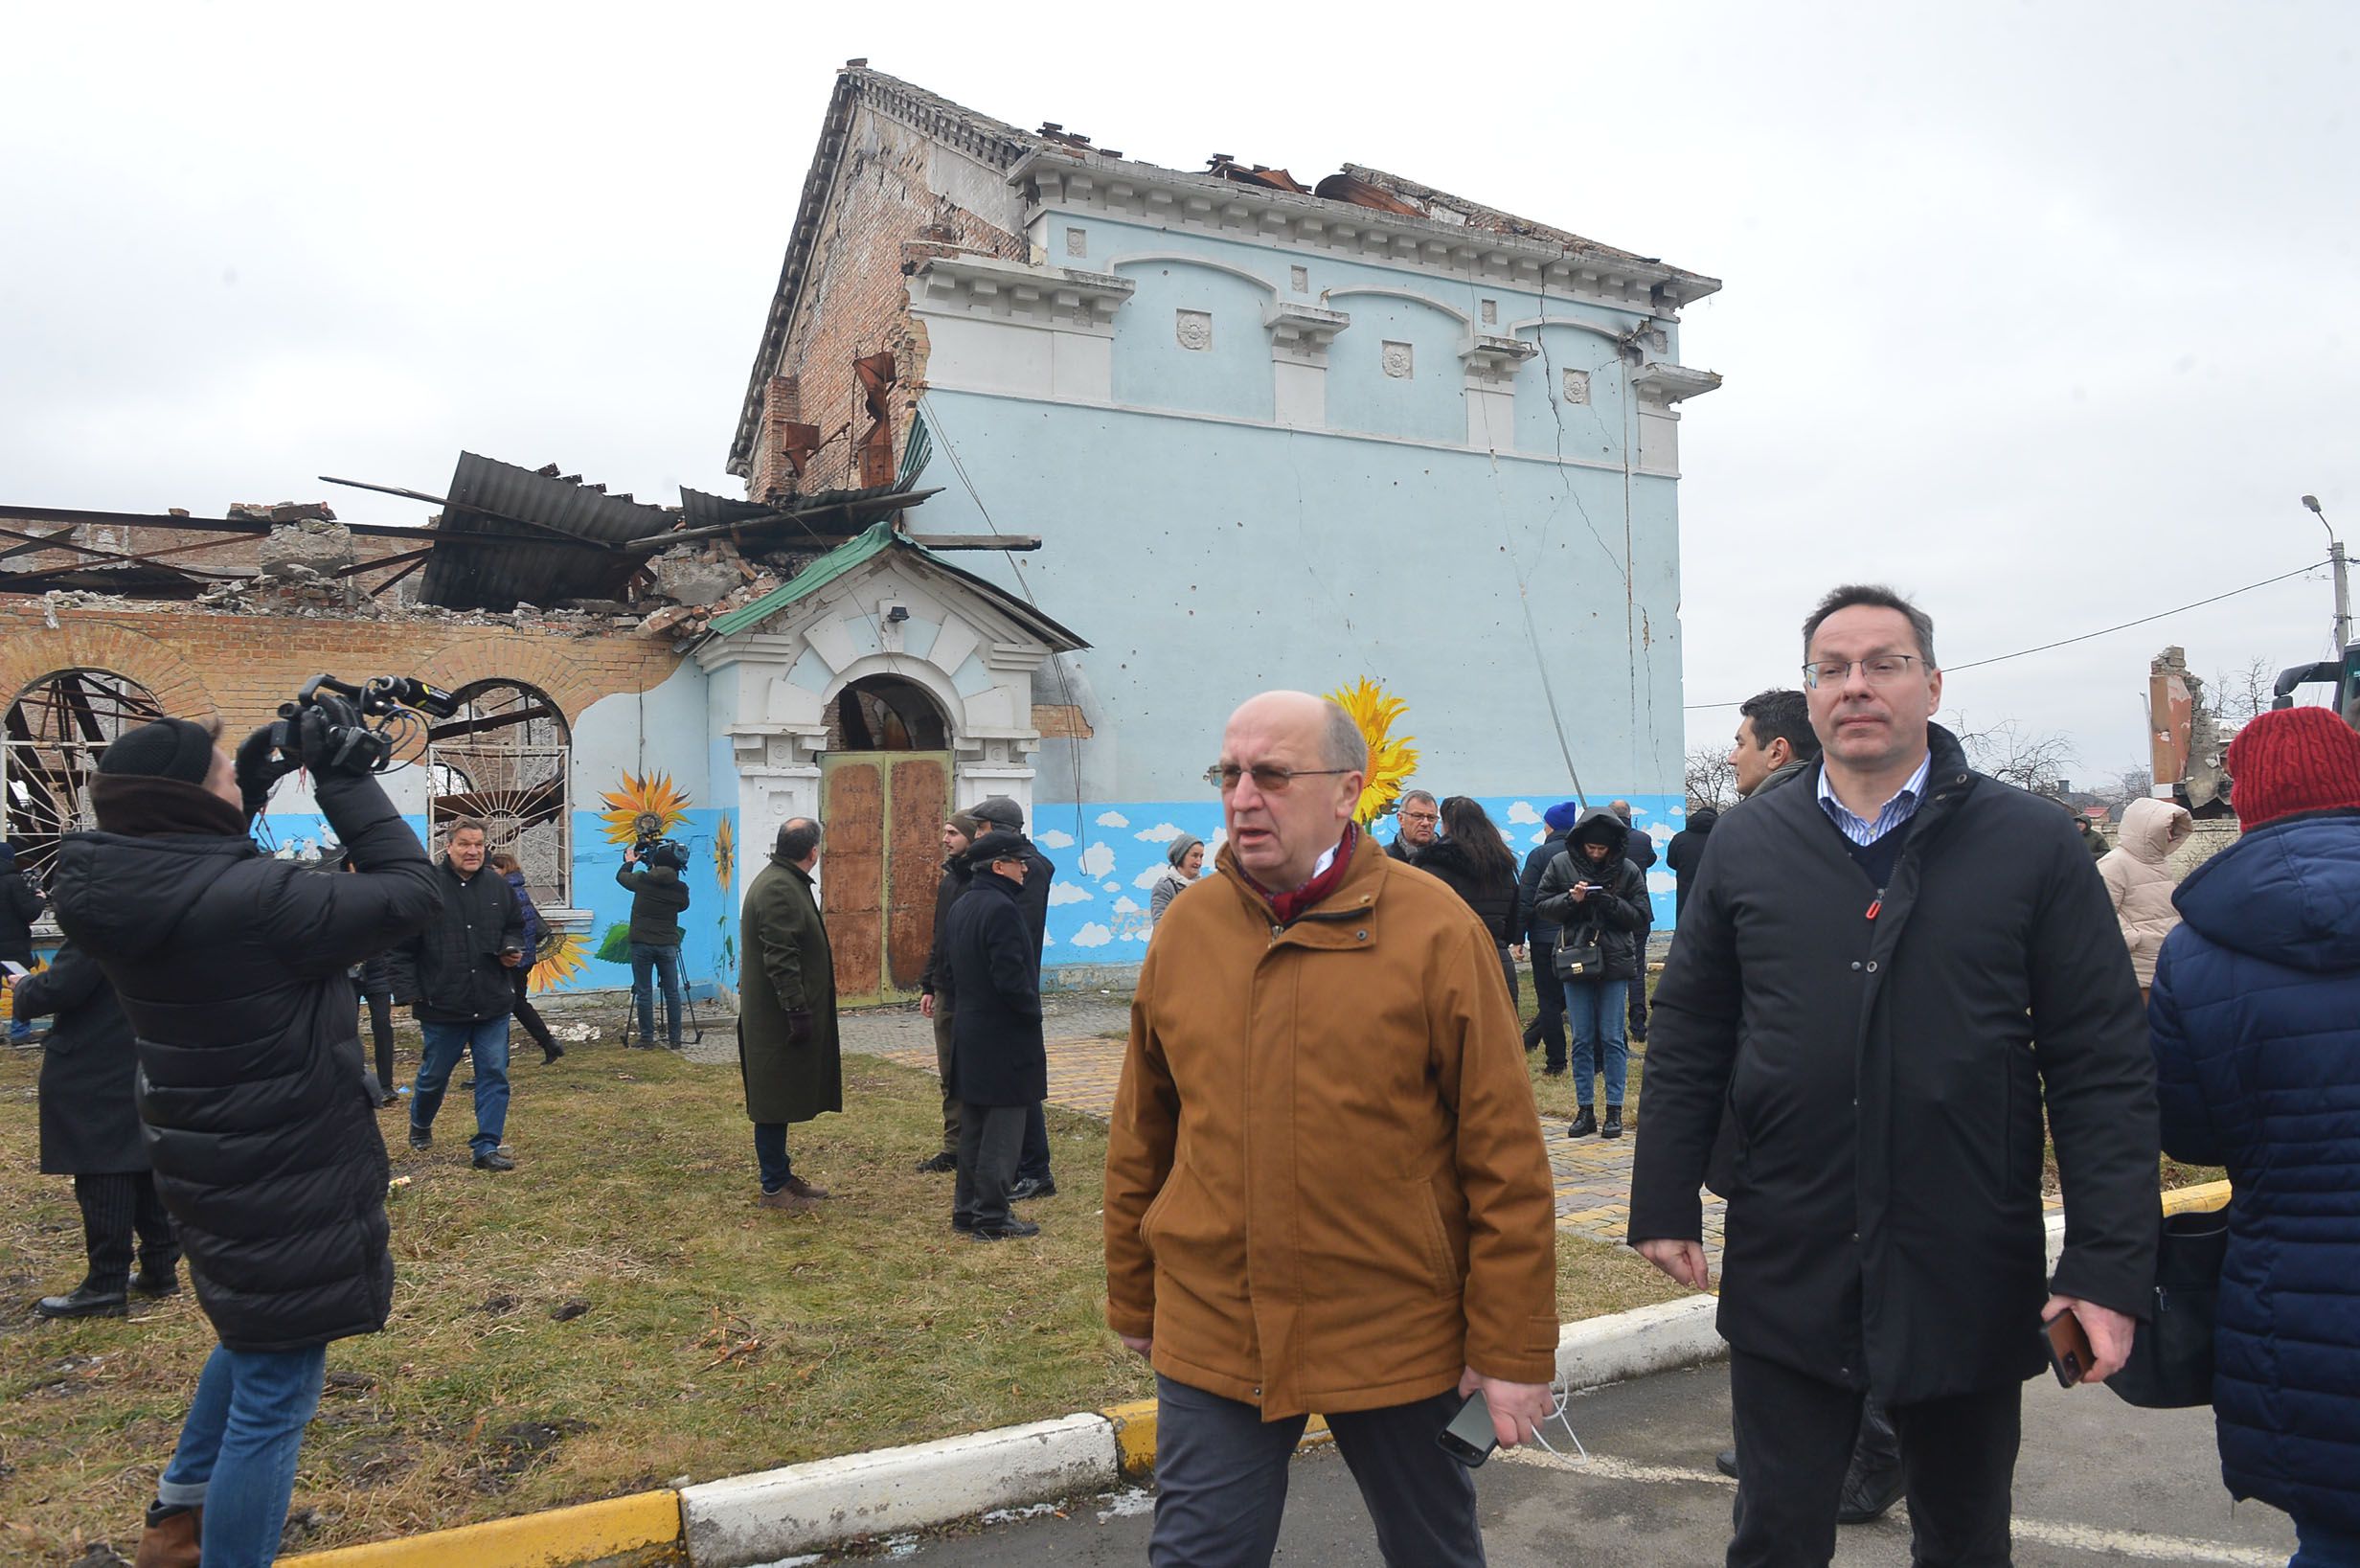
[4,59,1719,998]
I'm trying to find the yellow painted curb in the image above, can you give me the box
[1102,1399,1330,1481]
[2163,1179,2232,1216]
[279,1488,681,1568]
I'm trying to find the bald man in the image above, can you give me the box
[1105,692,1559,1567]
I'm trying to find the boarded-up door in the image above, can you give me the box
[818,750,950,1006]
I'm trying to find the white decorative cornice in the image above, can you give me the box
[912,254,1136,334]
[1630,362,1723,404]
[1263,301,1350,366]
[1462,333,1540,388]
[1016,149,1716,316]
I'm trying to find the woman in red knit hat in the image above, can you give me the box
[2148,705,2360,1565]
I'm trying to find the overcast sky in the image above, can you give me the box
[5,2,2353,785]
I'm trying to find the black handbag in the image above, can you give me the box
[2107,1203,2229,1409]
[1553,935,1606,980]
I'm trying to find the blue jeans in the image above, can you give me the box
[629,941,684,1046]
[413,1016,511,1156]
[156,1342,328,1568]
[1564,977,1631,1108]
[2295,1520,2360,1566]
[753,1122,794,1193]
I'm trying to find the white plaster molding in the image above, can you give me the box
[802,615,857,674]
[1462,332,1540,389]
[1505,313,1638,344]
[1321,284,1473,329]
[912,254,1135,335]
[1262,300,1350,367]
[1017,151,1718,313]
[1103,251,1281,297]
[1631,361,1723,404]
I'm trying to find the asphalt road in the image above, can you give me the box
[826,1361,2297,1566]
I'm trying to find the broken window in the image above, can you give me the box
[3,670,170,892]
[424,680,572,908]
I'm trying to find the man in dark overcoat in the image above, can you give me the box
[1629,584,2159,1568]
[19,942,181,1318]
[738,816,841,1214]
[915,810,982,1173]
[943,829,1048,1240]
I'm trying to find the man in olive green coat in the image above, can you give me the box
[738,817,841,1213]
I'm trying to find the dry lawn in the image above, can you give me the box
[1,1026,1669,1562]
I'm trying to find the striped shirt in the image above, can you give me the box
[1816,751,1932,847]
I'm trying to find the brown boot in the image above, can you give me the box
[756,1188,817,1215]
[782,1173,830,1200]
[134,1502,200,1568]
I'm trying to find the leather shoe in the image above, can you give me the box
[916,1151,959,1173]
[969,1217,1041,1240]
[1566,1106,1598,1139]
[951,1214,976,1233]
[471,1149,516,1171]
[129,1268,179,1298]
[408,1128,432,1150]
[783,1173,830,1200]
[1601,1107,1624,1139]
[757,1188,817,1215]
[1714,1448,1738,1479]
[1010,1176,1056,1202]
[135,1500,201,1568]
[36,1284,128,1319]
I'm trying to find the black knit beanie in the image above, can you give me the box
[99,718,217,784]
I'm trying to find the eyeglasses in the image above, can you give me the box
[1802,654,1922,690]
[1204,762,1354,793]
[1398,807,1440,824]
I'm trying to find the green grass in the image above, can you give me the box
[0,1028,1671,1560]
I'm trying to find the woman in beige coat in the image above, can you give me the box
[2099,796,2194,999]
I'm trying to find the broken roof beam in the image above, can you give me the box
[617,488,947,550]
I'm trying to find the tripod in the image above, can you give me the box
[619,977,705,1050]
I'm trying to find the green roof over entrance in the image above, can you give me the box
[699,520,1087,652]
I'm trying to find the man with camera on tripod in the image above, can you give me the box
[49,693,441,1568]
[617,832,691,1050]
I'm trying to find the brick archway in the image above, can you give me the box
[412,635,635,730]
[0,624,217,726]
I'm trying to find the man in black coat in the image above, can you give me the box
[915,810,982,1173]
[1386,789,1439,863]
[1515,803,1577,1070]
[18,943,181,1319]
[943,829,1049,1240]
[51,709,440,1566]
[967,795,1057,1200]
[401,821,527,1170]
[1629,586,2158,1567]
[1663,807,1715,923]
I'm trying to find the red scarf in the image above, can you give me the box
[1245,824,1360,925]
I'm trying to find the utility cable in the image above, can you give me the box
[1682,558,2328,711]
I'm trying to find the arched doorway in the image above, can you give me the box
[423,680,571,907]
[3,669,170,890]
[819,674,952,1005]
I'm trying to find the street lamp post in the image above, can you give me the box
[2304,495,2351,652]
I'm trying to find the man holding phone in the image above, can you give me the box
[1106,692,1558,1568]
[1629,586,2158,1567]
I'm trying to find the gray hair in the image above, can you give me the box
[1803,584,1938,670]
[1320,699,1369,772]
[1398,788,1437,809]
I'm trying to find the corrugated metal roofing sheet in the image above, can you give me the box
[417,452,672,610]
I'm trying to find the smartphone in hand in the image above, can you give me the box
[2044,1310,2094,1387]
[1437,1388,1498,1468]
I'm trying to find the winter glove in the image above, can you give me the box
[786,1010,814,1047]
[234,724,297,819]
[299,691,387,777]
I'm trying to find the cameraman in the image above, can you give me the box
[617,836,691,1050]
[50,708,439,1568]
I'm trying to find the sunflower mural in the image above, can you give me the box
[598,771,692,847]
[713,813,736,896]
[1329,678,1420,827]
[530,928,587,994]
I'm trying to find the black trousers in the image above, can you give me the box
[931,1002,960,1155]
[1728,1349,2020,1568]
[1527,935,1567,1067]
[73,1171,179,1292]
[1017,1099,1051,1185]
[510,969,556,1054]
[360,989,397,1091]
[1627,933,1652,1034]
[955,1102,1026,1229]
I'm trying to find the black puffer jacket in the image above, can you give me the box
[616,860,691,945]
[1516,830,1568,944]
[919,856,972,1000]
[50,772,441,1352]
[15,943,146,1175]
[405,859,524,1023]
[943,870,1046,1107]
[1412,837,1519,945]
[1532,808,1651,982]
[1665,808,1717,920]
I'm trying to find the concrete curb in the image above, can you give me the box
[278,1489,680,1568]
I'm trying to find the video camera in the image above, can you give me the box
[628,814,691,872]
[238,674,460,815]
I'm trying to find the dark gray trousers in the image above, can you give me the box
[74,1171,178,1292]
[1150,1374,1482,1568]
[931,1002,960,1155]
[954,1102,1025,1229]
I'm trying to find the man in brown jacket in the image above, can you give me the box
[1105,691,1559,1567]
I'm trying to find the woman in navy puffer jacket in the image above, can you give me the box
[2149,706,2360,1567]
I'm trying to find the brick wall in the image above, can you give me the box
[748,106,1026,502]
[0,516,420,589]
[0,602,680,737]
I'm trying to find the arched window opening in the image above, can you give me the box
[828,675,948,752]
[3,670,169,890]
[423,680,571,907]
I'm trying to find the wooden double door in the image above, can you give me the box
[818,751,951,1006]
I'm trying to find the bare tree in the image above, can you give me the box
[1951,715,2077,795]
[2208,656,2275,736]
[2093,765,2154,808]
[1684,744,1738,811]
